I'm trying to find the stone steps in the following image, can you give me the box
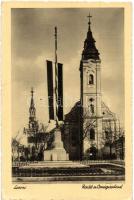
[12,168,124,178]
[12,161,125,179]
[20,161,86,168]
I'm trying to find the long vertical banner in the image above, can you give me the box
[46,60,54,120]
[58,63,63,121]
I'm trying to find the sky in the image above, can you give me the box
[11,8,124,137]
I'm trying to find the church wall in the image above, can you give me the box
[63,122,81,160]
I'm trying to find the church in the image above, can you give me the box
[63,14,121,160]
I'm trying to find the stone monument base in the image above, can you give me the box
[44,149,69,161]
[44,128,69,161]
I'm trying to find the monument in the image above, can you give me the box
[44,27,69,161]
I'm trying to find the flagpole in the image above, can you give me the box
[55,27,58,127]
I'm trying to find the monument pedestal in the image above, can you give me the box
[44,128,69,161]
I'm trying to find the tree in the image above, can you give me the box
[82,108,96,140]
[81,108,99,159]
[115,126,125,160]
[12,138,20,161]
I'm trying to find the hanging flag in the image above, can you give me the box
[58,63,63,121]
[46,60,54,120]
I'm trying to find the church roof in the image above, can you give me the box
[82,13,100,60]
[101,101,116,120]
[64,101,81,122]
[64,100,116,123]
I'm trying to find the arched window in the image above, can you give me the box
[105,131,109,140]
[90,104,94,114]
[89,74,94,84]
[90,128,95,140]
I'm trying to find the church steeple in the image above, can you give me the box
[80,13,102,158]
[82,13,100,60]
[29,87,36,122]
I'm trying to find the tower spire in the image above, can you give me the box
[29,87,36,121]
[82,12,100,60]
[31,87,34,98]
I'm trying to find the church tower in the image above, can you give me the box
[80,14,103,159]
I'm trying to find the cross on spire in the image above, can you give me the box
[87,12,92,25]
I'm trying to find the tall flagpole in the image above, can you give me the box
[55,27,58,127]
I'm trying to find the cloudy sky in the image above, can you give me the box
[11,8,124,136]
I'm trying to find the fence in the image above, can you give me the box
[12,160,125,178]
